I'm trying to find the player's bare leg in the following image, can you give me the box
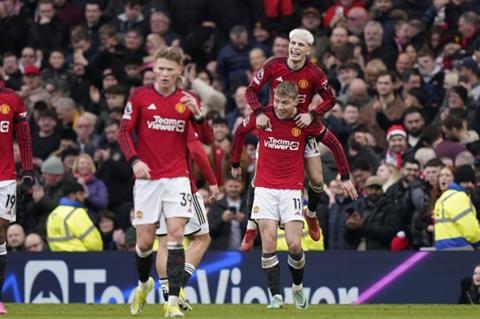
[0,219,9,315]
[284,221,308,310]
[164,217,187,318]
[304,155,324,241]
[131,224,156,316]
[258,219,284,309]
[240,183,257,251]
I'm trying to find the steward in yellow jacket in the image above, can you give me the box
[434,183,480,250]
[47,181,103,252]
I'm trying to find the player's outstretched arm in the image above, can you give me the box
[14,97,34,200]
[312,69,336,118]
[231,114,256,169]
[317,128,358,200]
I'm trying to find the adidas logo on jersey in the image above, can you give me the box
[147,104,157,110]
[275,76,283,82]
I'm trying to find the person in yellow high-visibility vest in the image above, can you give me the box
[47,180,102,252]
[276,225,325,251]
[434,166,480,251]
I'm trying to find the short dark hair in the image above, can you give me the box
[402,106,424,121]
[377,71,396,83]
[402,157,420,167]
[443,108,467,130]
[62,181,85,196]
[424,158,445,169]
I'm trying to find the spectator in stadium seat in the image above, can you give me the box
[361,72,406,148]
[2,53,23,91]
[72,153,108,220]
[345,78,370,106]
[360,21,398,70]
[6,224,25,251]
[385,158,421,240]
[410,159,444,249]
[95,119,133,230]
[457,57,480,103]
[28,0,69,56]
[442,109,480,157]
[459,263,480,304]
[114,0,146,41]
[53,0,84,28]
[25,156,75,236]
[217,25,263,97]
[345,7,369,39]
[24,233,47,252]
[384,125,410,169]
[46,180,103,252]
[327,179,357,250]
[455,150,476,168]
[83,0,109,50]
[434,166,480,250]
[418,49,445,111]
[226,86,251,132]
[31,108,61,162]
[395,53,414,78]
[345,176,401,250]
[42,49,72,96]
[148,11,181,46]
[376,162,400,193]
[458,11,480,56]
[208,176,248,250]
[74,112,100,155]
[20,64,51,111]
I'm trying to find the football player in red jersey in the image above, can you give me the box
[232,82,357,309]
[119,47,218,318]
[0,59,33,315]
[242,28,347,250]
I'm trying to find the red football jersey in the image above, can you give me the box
[245,57,335,115]
[119,86,197,180]
[232,108,350,189]
[0,85,32,180]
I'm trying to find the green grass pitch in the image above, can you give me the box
[6,304,480,319]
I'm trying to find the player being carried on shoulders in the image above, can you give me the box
[231,81,357,309]
[242,28,355,250]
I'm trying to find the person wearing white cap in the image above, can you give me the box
[242,28,356,251]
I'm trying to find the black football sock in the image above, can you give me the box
[261,253,281,296]
[288,251,305,286]
[167,242,185,297]
[135,245,153,283]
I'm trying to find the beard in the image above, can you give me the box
[407,128,422,137]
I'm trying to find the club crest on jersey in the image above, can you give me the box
[298,79,309,89]
[291,127,302,137]
[0,104,10,115]
[122,102,133,120]
[257,68,264,80]
[175,103,186,113]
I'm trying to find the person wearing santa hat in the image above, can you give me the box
[384,124,409,168]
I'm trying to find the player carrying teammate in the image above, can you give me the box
[119,47,217,318]
[232,81,356,309]
[0,60,34,314]
[242,28,352,250]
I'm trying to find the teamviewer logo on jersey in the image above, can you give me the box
[25,261,69,303]
[147,115,186,132]
[264,137,300,151]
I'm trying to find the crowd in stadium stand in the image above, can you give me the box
[3,0,480,252]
